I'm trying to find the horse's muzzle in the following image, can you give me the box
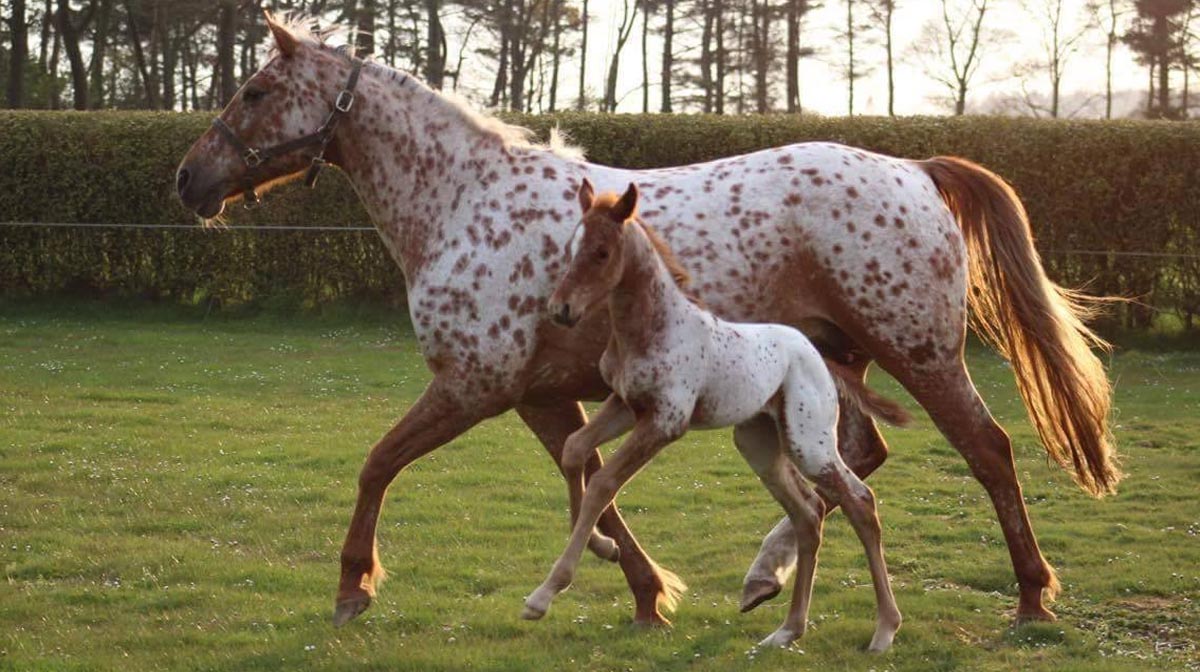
[551,303,579,328]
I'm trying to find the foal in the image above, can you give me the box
[522,181,909,651]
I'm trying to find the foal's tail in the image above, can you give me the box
[920,156,1121,497]
[827,362,912,428]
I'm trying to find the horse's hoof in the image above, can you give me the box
[632,611,672,628]
[740,578,782,613]
[757,627,799,649]
[332,595,371,627]
[589,535,621,563]
[1014,606,1057,625]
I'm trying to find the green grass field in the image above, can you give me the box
[1,303,1197,671]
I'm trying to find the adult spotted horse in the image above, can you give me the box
[176,14,1120,628]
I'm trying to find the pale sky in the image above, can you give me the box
[454,0,1148,117]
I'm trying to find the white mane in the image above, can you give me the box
[270,13,584,160]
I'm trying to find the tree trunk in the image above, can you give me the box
[641,0,650,113]
[424,0,445,87]
[785,0,798,113]
[660,0,673,112]
[159,8,175,110]
[577,0,588,109]
[7,0,28,108]
[217,0,237,106]
[846,0,855,115]
[357,0,376,55]
[884,0,894,116]
[87,0,112,108]
[56,0,90,110]
[700,0,713,113]
[715,0,725,114]
[490,0,510,108]
[549,0,562,111]
[125,1,157,108]
[753,0,769,113]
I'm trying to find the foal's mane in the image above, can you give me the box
[590,192,701,306]
[271,14,583,159]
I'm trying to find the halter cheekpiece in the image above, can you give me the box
[211,57,364,208]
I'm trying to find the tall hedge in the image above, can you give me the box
[2,111,1198,327]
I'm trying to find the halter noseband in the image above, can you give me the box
[211,57,364,208]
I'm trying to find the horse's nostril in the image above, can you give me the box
[176,168,191,195]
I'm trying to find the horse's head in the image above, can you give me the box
[176,13,361,219]
[549,179,640,327]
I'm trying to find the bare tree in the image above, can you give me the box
[866,0,897,115]
[1018,0,1089,117]
[603,0,637,112]
[917,0,992,115]
[1087,0,1131,118]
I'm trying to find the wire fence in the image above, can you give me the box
[2,220,1198,260]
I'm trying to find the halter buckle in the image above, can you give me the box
[242,148,263,168]
[335,90,355,113]
[242,188,260,209]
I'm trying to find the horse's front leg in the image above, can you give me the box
[522,419,683,621]
[334,380,502,626]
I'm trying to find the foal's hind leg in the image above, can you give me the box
[742,360,891,612]
[734,415,826,649]
[780,387,901,652]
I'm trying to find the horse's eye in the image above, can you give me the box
[594,248,609,261]
[243,88,267,103]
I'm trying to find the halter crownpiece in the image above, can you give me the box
[211,56,364,208]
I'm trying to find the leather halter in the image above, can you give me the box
[211,57,363,208]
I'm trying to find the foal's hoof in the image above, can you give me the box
[332,596,371,627]
[520,603,547,621]
[740,578,782,613]
[757,627,800,649]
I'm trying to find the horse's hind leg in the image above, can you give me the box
[894,360,1059,622]
[742,360,890,612]
[733,415,825,648]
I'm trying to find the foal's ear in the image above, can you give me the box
[265,11,299,58]
[612,182,639,223]
[577,178,595,213]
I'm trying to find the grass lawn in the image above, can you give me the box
[1,303,1197,671]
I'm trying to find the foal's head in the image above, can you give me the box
[548,179,640,327]
[176,13,360,219]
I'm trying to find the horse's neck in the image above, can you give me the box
[608,227,698,356]
[330,66,513,277]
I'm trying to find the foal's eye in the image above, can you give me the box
[242,88,268,103]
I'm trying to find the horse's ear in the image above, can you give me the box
[612,182,639,223]
[265,11,299,58]
[577,178,594,213]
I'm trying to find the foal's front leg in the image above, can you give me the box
[523,419,680,620]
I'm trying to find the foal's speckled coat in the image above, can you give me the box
[175,15,1118,628]
[523,183,907,651]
